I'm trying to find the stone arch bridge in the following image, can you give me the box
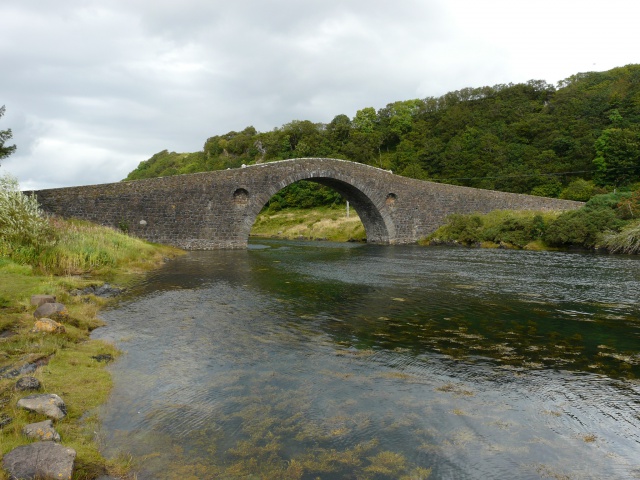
[33,158,582,249]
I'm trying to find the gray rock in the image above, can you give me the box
[91,353,114,363]
[0,413,12,428]
[17,393,67,420]
[93,283,124,297]
[2,441,76,480]
[30,294,56,307]
[33,302,68,321]
[0,329,17,340]
[71,284,123,298]
[22,419,61,442]
[15,376,41,391]
[70,285,96,296]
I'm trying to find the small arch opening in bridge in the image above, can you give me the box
[250,180,367,242]
[233,188,249,206]
[386,193,397,207]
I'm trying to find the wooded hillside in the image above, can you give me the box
[125,64,640,201]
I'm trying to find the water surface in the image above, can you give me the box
[94,241,640,479]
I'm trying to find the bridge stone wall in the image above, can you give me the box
[32,158,583,249]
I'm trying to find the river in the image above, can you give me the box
[93,240,640,479]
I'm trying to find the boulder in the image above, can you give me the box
[32,318,66,334]
[22,419,61,442]
[15,376,41,391]
[33,302,68,321]
[17,393,67,420]
[2,441,75,480]
[30,294,56,307]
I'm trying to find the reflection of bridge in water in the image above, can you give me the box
[34,158,582,249]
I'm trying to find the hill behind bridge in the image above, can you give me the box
[125,64,640,205]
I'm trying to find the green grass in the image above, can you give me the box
[4,217,179,277]
[251,206,366,242]
[0,216,182,479]
[600,220,640,254]
[421,210,561,249]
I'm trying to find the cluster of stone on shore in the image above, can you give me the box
[1,294,116,480]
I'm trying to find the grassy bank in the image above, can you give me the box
[251,206,366,242]
[251,190,640,255]
[422,191,640,253]
[0,213,181,479]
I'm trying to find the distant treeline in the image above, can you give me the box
[125,64,640,204]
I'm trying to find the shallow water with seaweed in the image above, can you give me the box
[93,241,640,479]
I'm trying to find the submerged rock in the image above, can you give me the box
[94,283,123,297]
[22,419,61,442]
[2,441,75,480]
[71,284,123,298]
[17,393,67,420]
[91,353,114,363]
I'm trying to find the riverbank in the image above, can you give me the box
[0,220,182,479]
[421,191,640,254]
[251,206,366,242]
[251,190,640,254]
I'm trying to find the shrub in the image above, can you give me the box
[559,179,599,201]
[543,208,625,248]
[0,174,55,252]
[615,190,640,219]
[430,214,483,244]
[482,214,546,247]
[530,178,562,198]
[584,191,631,211]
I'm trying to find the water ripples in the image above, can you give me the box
[94,241,640,479]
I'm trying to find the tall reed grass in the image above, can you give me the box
[1,173,177,275]
[601,221,640,254]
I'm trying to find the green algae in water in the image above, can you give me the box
[95,242,640,479]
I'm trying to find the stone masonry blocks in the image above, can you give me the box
[32,158,583,249]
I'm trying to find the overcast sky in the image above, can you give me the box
[1,0,639,190]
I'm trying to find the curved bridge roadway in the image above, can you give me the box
[34,158,582,249]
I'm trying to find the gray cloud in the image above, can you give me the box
[1,0,638,190]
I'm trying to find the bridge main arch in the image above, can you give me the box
[237,163,396,246]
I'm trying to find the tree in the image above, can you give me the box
[593,127,640,187]
[352,107,377,134]
[0,105,16,165]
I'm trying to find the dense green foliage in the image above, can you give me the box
[425,210,558,249]
[126,65,640,200]
[0,174,54,251]
[264,180,343,212]
[0,105,16,165]
[427,189,640,252]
